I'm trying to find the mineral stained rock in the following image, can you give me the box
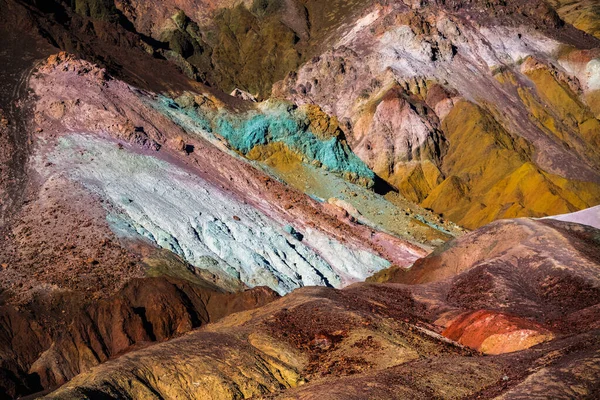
[1,0,600,398]
[44,217,600,399]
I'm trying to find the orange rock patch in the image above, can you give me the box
[442,310,555,355]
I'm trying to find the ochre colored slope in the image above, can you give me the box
[420,101,600,229]
[521,58,600,151]
[550,0,600,39]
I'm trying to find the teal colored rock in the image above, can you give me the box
[213,103,375,184]
[151,95,375,186]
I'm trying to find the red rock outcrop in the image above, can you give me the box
[442,310,555,355]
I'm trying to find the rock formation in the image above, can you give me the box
[0,0,599,398]
[44,217,600,399]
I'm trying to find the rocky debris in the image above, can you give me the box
[230,88,257,102]
[0,176,146,305]
[283,225,304,241]
[39,285,467,399]
[268,329,600,399]
[0,21,430,398]
[327,198,362,221]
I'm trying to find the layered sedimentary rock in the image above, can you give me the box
[0,32,456,397]
[43,216,600,399]
[0,7,453,396]
[27,52,443,299]
[1,0,600,398]
[273,0,600,228]
[8,0,600,229]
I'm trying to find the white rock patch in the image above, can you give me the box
[43,134,390,294]
[585,59,600,91]
[478,26,560,68]
[338,9,381,47]
[378,25,434,77]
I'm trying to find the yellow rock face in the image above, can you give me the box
[585,90,600,117]
[345,58,600,230]
[480,329,555,355]
[246,142,303,171]
[550,0,600,39]
[522,61,600,150]
[390,161,444,204]
[417,101,600,229]
[298,103,343,140]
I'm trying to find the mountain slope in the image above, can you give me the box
[0,0,600,398]
[273,0,600,228]
[551,0,600,39]
[6,0,600,229]
[43,216,600,399]
[0,11,456,396]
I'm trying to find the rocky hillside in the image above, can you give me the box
[551,0,600,38]
[5,0,600,228]
[42,216,600,399]
[0,0,599,398]
[274,0,600,228]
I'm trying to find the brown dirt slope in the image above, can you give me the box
[43,217,600,399]
[0,277,278,399]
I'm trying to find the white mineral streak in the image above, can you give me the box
[477,27,561,68]
[378,25,435,77]
[375,22,560,82]
[585,59,600,91]
[338,9,381,47]
[46,134,390,294]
